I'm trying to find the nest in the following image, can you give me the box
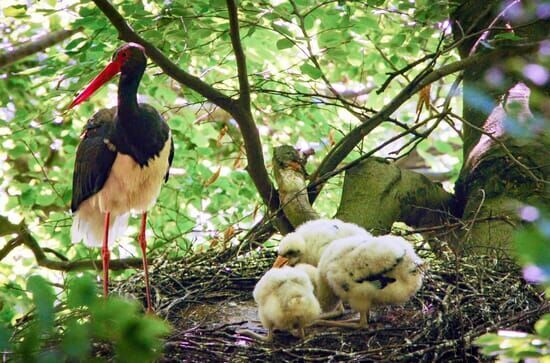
[114,249,548,362]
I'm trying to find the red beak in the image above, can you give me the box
[68,60,121,109]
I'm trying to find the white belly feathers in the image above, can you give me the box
[71,134,171,247]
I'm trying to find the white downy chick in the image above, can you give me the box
[295,263,342,316]
[318,234,424,328]
[274,218,370,268]
[252,266,321,341]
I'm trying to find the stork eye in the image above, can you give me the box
[285,250,300,258]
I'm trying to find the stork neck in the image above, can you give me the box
[117,70,142,116]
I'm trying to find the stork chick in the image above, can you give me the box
[243,266,321,341]
[273,218,370,268]
[317,234,424,328]
[295,263,342,318]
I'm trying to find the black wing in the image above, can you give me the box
[137,103,173,182]
[71,108,117,212]
[165,136,174,182]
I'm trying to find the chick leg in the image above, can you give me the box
[319,302,345,319]
[290,327,305,338]
[236,328,274,342]
[313,310,369,329]
[312,319,360,328]
[358,310,369,328]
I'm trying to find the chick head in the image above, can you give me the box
[274,232,306,267]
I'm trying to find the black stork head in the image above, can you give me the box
[68,43,146,109]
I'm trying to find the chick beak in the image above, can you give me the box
[273,256,289,268]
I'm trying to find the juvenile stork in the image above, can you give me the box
[68,43,174,311]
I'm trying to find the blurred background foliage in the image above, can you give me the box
[0,0,547,360]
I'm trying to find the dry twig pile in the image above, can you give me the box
[115,249,548,362]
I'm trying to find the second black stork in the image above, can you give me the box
[68,43,174,312]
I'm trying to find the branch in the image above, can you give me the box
[0,236,23,261]
[0,28,82,68]
[91,0,236,113]
[273,146,319,227]
[91,0,291,232]
[308,42,539,200]
[0,215,144,272]
[226,0,251,108]
[0,215,20,237]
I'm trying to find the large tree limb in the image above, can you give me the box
[308,42,540,201]
[90,0,290,232]
[335,158,454,255]
[0,28,82,68]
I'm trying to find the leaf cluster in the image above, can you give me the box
[0,275,170,362]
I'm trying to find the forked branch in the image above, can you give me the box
[308,42,540,201]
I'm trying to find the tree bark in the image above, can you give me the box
[273,146,319,227]
[452,0,550,255]
[335,158,453,242]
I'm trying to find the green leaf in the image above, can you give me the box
[67,275,98,308]
[62,320,91,359]
[65,37,87,51]
[272,23,293,37]
[276,38,294,50]
[514,226,550,266]
[0,324,12,351]
[535,314,550,338]
[3,5,27,17]
[475,333,500,345]
[494,33,524,41]
[319,32,342,47]
[27,276,55,332]
[300,63,323,79]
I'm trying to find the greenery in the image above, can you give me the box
[475,217,550,361]
[0,275,170,362]
[0,0,547,360]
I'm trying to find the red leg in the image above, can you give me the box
[102,212,111,299]
[139,212,153,312]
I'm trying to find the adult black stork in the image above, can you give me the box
[68,43,174,312]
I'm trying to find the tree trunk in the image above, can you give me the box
[452,0,550,256]
[336,158,453,235]
[333,0,548,257]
